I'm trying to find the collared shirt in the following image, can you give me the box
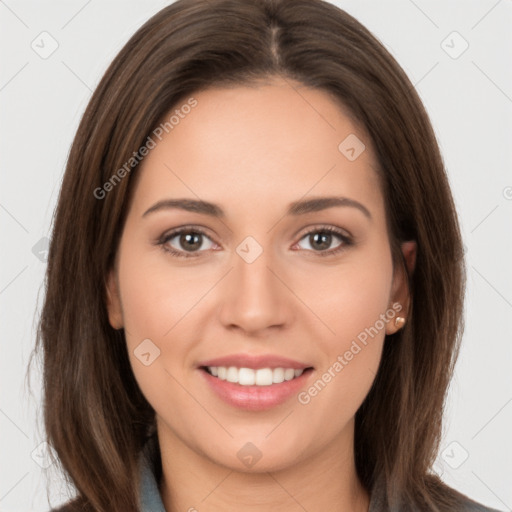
[137,434,502,512]
[138,435,166,512]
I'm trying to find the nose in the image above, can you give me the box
[217,245,293,336]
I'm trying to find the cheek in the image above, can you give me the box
[117,236,210,342]
[304,243,393,347]
[303,244,393,403]
[116,251,199,421]
[114,240,191,380]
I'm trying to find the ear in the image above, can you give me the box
[385,240,416,335]
[105,268,124,330]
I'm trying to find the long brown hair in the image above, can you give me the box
[30,0,469,510]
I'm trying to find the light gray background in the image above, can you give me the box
[1,1,511,511]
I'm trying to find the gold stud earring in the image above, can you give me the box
[394,316,406,330]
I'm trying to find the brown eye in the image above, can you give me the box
[159,228,215,258]
[308,231,337,251]
[176,232,203,252]
[296,226,353,257]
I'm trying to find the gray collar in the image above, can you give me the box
[138,435,166,512]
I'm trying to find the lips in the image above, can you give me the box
[197,353,315,411]
[197,353,313,370]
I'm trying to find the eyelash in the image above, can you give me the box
[156,225,354,259]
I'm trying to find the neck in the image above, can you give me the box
[157,418,370,512]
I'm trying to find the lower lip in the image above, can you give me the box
[199,368,314,411]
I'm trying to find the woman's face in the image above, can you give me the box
[106,78,414,472]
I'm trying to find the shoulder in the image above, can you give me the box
[369,473,504,512]
[435,477,504,512]
[46,496,91,512]
[457,495,504,512]
[427,478,504,512]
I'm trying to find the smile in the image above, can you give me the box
[203,366,309,386]
[199,366,315,411]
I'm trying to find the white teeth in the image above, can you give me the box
[273,367,284,383]
[284,368,295,381]
[206,366,306,386]
[226,366,238,383]
[255,368,273,386]
[239,367,255,385]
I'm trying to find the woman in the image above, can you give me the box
[34,0,502,510]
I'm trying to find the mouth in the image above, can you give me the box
[198,365,315,411]
[200,365,314,386]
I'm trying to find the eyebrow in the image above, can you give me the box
[142,196,372,220]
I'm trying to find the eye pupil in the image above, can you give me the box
[310,232,332,250]
[181,232,202,251]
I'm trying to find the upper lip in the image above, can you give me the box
[198,354,313,370]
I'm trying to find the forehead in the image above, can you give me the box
[131,80,383,218]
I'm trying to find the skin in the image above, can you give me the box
[106,77,416,512]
